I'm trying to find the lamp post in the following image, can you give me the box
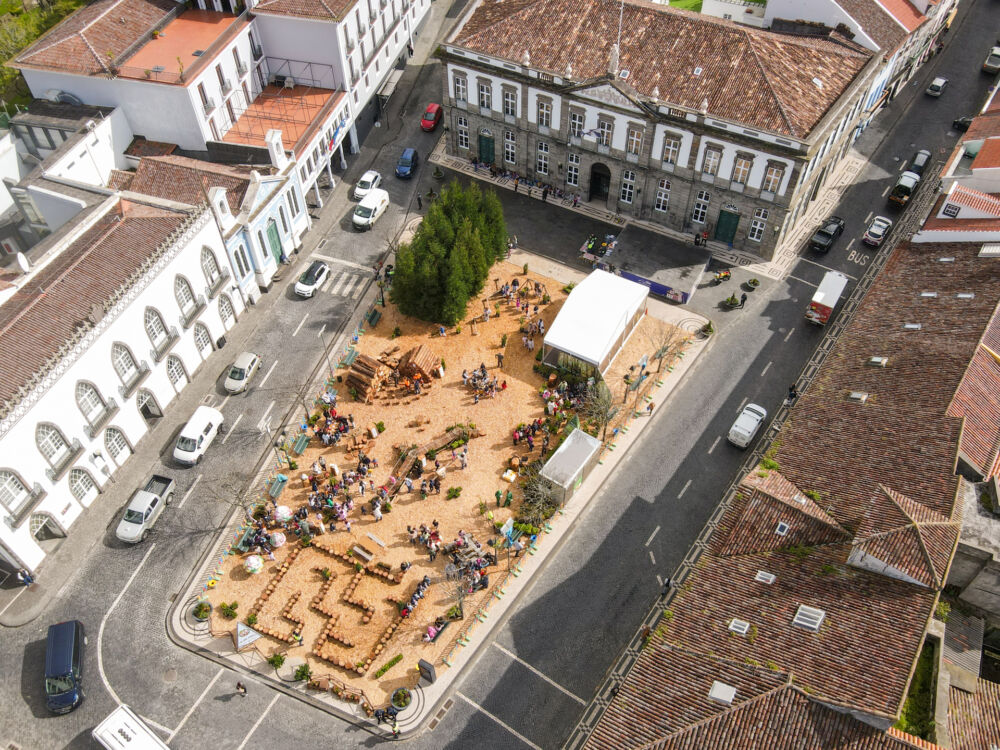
[377,279,386,307]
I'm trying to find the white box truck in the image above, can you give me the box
[92,705,170,749]
[805,271,849,326]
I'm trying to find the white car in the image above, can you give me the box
[352,188,390,231]
[728,403,767,448]
[294,260,330,298]
[862,216,893,247]
[223,351,262,393]
[116,492,167,543]
[173,406,225,465]
[983,46,1000,75]
[925,77,948,97]
[354,170,382,200]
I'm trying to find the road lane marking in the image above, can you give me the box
[456,692,545,748]
[648,550,656,566]
[257,400,276,430]
[220,394,231,410]
[656,574,663,586]
[258,360,279,388]
[677,479,691,499]
[784,327,796,343]
[168,668,223,742]
[317,323,326,338]
[329,274,349,296]
[310,253,335,261]
[707,436,721,454]
[898,159,908,172]
[739,397,748,410]
[97,543,158,706]
[787,274,818,288]
[139,715,173,737]
[864,211,874,223]
[881,184,892,197]
[0,585,25,618]
[340,276,359,297]
[221,414,243,444]
[797,256,857,280]
[351,280,365,299]
[236,694,279,750]
[312,255,370,272]
[491,643,586,705]
[176,475,201,510]
[761,361,772,377]
[292,313,309,337]
[320,275,334,293]
[644,525,660,547]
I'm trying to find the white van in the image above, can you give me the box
[173,405,224,465]
[352,188,389,230]
[93,704,170,748]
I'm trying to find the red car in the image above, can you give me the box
[420,103,443,132]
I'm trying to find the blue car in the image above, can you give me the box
[395,148,419,178]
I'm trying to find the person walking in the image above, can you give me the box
[660,578,672,599]
[236,681,248,698]
[16,568,33,587]
[496,353,504,369]
[739,293,747,308]
[542,187,548,202]
[416,194,422,210]
[495,489,503,507]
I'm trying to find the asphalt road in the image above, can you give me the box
[1,0,997,747]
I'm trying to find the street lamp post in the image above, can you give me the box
[377,280,386,307]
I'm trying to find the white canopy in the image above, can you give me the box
[543,270,648,373]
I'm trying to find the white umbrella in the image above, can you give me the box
[274,505,293,522]
[270,531,287,548]
[244,555,264,574]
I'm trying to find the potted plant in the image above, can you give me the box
[391,687,412,710]
[747,278,760,290]
[432,166,444,180]
[192,601,212,621]
[701,320,715,336]
[724,294,740,308]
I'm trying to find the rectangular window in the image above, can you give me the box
[454,76,467,102]
[478,82,492,110]
[566,153,580,186]
[654,178,670,212]
[732,156,752,185]
[570,111,584,138]
[537,100,551,128]
[597,119,613,147]
[215,64,226,88]
[504,90,517,117]
[763,165,784,193]
[702,148,721,176]
[536,142,549,175]
[662,136,680,165]
[749,208,768,242]
[504,130,516,164]
[287,188,300,216]
[233,48,243,73]
[620,170,635,204]
[692,190,710,224]
[209,118,220,141]
[457,115,469,149]
[626,127,642,156]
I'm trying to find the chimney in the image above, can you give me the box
[265,129,288,170]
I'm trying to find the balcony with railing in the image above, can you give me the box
[236,59,248,77]
[151,327,181,362]
[84,398,120,439]
[45,439,84,483]
[221,77,233,93]
[5,483,47,530]
[119,363,152,400]
[207,269,232,299]
[180,294,208,329]
[203,97,218,116]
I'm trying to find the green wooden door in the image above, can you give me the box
[266,220,283,263]
[714,210,740,244]
[478,132,495,164]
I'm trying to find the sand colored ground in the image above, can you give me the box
[202,261,686,706]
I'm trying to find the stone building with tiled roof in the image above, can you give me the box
[440,0,882,260]
[0,196,245,571]
[571,235,1000,748]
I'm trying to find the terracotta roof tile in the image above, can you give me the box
[251,0,354,20]
[949,679,1000,750]
[0,199,192,410]
[921,216,1000,232]
[125,137,178,158]
[452,0,871,138]
[832,0,909,51]
[947,338,1000,477]
[963,112,1000,140]
[972,137,1000,169]
[947,185,1000,216]
[107,169,134,191]
[126,155,253,214]
[635,685,935,750]
[874,0,925,32]
[11,0,178,75]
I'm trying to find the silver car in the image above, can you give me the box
[925,77,948,97]
[354,170,382,200]
[116,492,168,543]
[224,351,262,393]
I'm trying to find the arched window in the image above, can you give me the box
[233,245,251,277]
[111,343,138,383]
[69,468,97,504]
[194,323,213,356]
[166,355,187,386]
[0,470,28,511]
[144,308,168,347]
[219,294,235,328]
[257,230,267,256]
[105,428,129,463]
[175,276,195,314]
[37,424,69,464]
[201,247,222,285]
[76,382,105,422]
[279,206,289,234]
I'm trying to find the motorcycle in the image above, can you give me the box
[710,270,732,286]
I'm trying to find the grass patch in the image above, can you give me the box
[894,641,937,740]
[669,0,702,10]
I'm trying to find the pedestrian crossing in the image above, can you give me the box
[318,269,366,299]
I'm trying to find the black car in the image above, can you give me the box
[953,116,973,132]
[808,216,846,252]
[909,149,931,177]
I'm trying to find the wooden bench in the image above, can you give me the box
[429,619,451,643]
[366,308,382,328]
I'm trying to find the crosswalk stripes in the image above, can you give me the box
[321,269,367,299]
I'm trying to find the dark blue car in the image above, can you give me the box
[395,148,419,178]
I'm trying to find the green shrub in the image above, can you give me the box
[267,653,286,668]
[804,489,821,502]
[374,653,404,678]
[391,326,402,339]
[294,664,312,682]
[760,458,779,471]
[300,534,312,547]
[447,487,462,499]
[219,601,239,619]
[246,613,258,626]
[375,421,386,433]
[426,449,437,460]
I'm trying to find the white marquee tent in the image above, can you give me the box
[542,270,648,376]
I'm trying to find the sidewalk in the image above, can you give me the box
[166,244,711,737]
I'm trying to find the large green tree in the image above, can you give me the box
[390,180,508,325]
